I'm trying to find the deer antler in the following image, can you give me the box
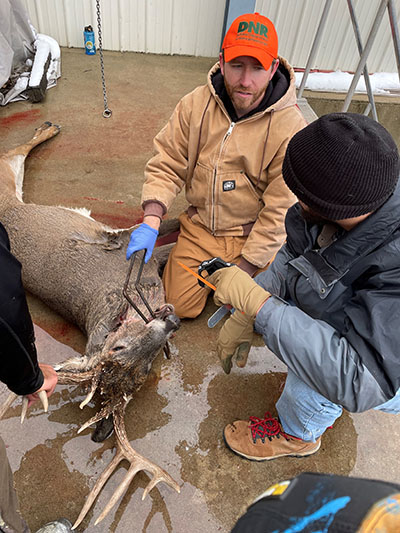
[72,403,180,529]
[0,390,49,423]
[0,392,18,419]
[1,361,181,529]
[21,390,48,423]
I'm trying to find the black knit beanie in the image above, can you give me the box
[283,113,400,220]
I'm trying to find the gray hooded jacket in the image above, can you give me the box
[254,181,400,412]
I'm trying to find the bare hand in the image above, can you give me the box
[25,363,58,408]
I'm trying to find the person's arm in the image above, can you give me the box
[209,255,396,411]
[127,95,192,261]
[0,222,58,403]
[254,268,399,412]
[0,223,43,394]
[142,94,193,214]
[210,264,387,410]
[0,315,44,395]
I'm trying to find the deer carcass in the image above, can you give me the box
[0,122,181,529]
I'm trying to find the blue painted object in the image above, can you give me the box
[84,26,96,55]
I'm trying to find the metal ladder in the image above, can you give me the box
[297,0,400,123]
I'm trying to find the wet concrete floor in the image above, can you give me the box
[0,48,399,532]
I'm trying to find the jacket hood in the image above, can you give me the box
[207,56,298,120]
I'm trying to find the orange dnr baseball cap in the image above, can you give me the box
[222,12,278,71]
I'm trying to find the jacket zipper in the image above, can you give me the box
[211,121,235,233]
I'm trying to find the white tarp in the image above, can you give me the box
[0,0,61,106]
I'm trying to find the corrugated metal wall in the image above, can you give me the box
[22,0,399,72]
[256,0,400,73]
[23,0,227,56]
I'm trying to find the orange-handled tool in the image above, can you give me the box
[177,258,241,327]
[177,261,217,290]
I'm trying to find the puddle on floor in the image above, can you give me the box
[0,313,360,533]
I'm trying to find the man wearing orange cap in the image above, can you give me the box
[127,13,306,319]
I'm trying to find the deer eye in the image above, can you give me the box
[111,345,124,352]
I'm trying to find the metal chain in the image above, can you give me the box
[96,0,112,118]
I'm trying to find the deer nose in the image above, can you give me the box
[165,313,180,333]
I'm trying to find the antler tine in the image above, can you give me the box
[0,366,95,423]
[79,372,101,409]
[1,389,49,424]
[0,392,18,420]
[21,390,48,423]
[112,408,180,497]
[72,407,180,529]
[21,397,28,423]
[72,451,124,529]
[38,390,49,412]
[77,402,116,434]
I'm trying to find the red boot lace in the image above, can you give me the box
[248,412,300,444]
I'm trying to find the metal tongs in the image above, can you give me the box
[123,250,170,358]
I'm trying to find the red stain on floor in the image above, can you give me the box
[0,109,42,127]
[27,109,163,160]
[35,321,75,339]
[83,197,125,205]
[91,210,143,228]
[61,198,144,229]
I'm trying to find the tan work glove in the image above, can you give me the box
[218,311,254,374]
[209,266,270,318]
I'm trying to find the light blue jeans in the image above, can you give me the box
[276,370,400,442]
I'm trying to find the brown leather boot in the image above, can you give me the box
[224,412,321,461]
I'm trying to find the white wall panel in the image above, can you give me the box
[21,0,399,72]
[22,0,226,56]
[256,0,400,72]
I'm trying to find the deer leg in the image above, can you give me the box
[72,406,180,529]
[5,122,61,159]
[0,122,61,202]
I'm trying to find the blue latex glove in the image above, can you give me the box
[126,223,158,263]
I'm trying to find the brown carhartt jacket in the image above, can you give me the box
[142,57,306,268]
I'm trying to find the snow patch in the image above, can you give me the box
[295,70,400,95]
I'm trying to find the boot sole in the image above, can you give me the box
[223,432,321,461]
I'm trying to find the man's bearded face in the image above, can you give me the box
[221,56,274,118]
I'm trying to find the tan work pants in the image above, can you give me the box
[0,437,27,533]
[163,213,248,318]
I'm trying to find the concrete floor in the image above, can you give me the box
[0,48,399,533]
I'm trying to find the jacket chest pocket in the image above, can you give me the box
[186,161,213,207]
